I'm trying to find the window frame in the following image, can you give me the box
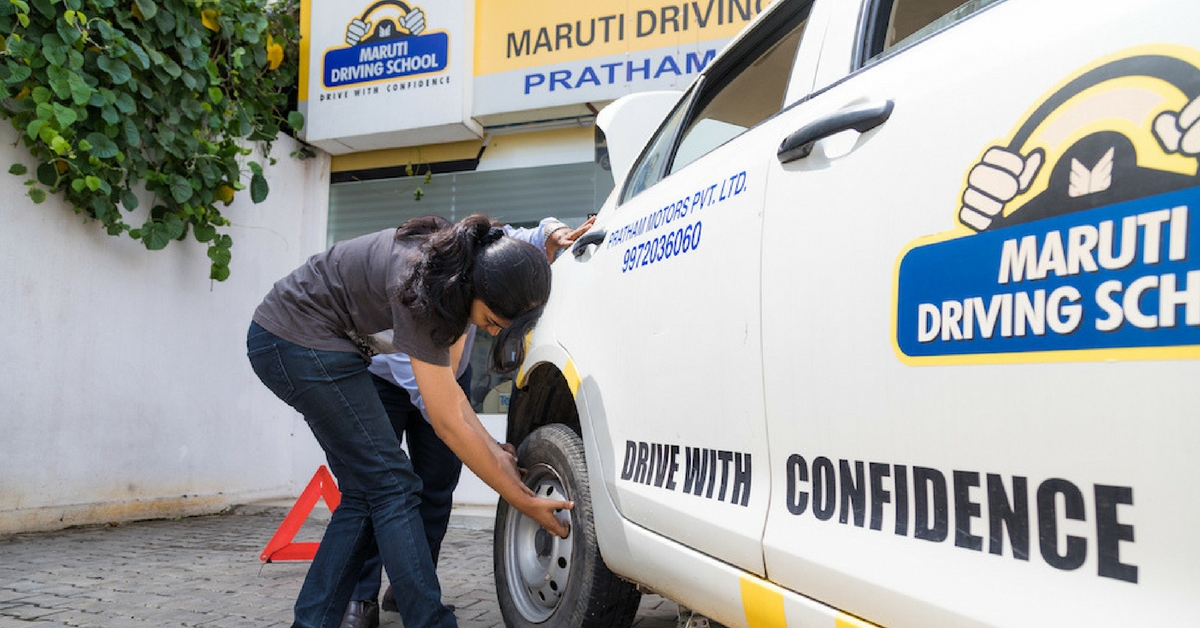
[617,0,815,206]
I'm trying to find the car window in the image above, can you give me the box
[862,0,1006,64]
[621,89,696,202]
[670,19,808,174]
[620,3,813,204]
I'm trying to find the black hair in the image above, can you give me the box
[396,214,551,373]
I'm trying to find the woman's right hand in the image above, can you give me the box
[517,490,574,538]
[496,444,574,538]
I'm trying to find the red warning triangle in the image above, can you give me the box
[260,465,342,562]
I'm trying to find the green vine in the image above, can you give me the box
[0,0,304,281]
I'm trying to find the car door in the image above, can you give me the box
[760,0,1200,626]
[556,3,818,575]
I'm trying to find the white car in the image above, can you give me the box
[493,0,1200,626]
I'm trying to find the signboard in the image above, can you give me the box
[473,0,774,118]
[299,0,481,154]
[894,47,1200,364]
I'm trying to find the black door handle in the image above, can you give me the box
[777,100,894,163]
[572,228,606,258]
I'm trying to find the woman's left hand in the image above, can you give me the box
[544,216,596,262]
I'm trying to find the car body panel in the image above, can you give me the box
[514,0,1200,625]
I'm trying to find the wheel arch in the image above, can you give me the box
[508,346,582,446]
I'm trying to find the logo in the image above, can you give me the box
[895,47,1200,364]
[322,1,448,89]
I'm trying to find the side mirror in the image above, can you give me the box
[596,90,683,192]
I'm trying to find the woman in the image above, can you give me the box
[246,215,572,628]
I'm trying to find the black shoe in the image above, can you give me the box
[339,599,380,628]
[381,585,397,612]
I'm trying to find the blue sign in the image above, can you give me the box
[323,32,449,88]
[896,186,1200,359]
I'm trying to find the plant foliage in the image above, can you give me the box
[0,0,304,281]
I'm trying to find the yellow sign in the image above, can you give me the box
[475,0,773,75]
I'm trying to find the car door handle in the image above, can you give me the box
[777,100,894,163]
[572,228,606,258]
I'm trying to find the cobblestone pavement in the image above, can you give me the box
[0,504,714,628]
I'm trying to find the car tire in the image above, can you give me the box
[494,423,642,628]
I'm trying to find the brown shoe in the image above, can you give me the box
[339,600,379,628]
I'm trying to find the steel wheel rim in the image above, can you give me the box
[502,462,573,623]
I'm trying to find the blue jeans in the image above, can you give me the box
[351,371,467,602]
[246,322,456,628]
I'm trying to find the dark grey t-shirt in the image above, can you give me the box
[251,229,450,366]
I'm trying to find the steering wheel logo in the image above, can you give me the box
[344,0,426,46]
[958,45,1200,233]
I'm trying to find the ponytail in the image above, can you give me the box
[397,215,551,372]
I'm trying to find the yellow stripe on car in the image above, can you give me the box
[740,576,786,628]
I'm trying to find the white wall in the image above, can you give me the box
[0,124,331,533]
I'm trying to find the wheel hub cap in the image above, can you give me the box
[502,463,573,622]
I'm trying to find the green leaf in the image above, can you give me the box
[68,49,85,71]
[207,86,222,104]
[56,15,82,45]
[52,103,78,128]
[141,220,170,250]
[152,7,174,34]
[67,72,92,105]
[9,163,28,176]
[249,172,268,203]
[207,241,231,265]
[40,34,67,66]
[46,65,71,99]
[125,40,150,69]
[169,174,192,203]
[132,0,157,20]
[31,86,52,104]
[84,175,101,191]
[193,222,216,242]
[71,177,86,192]
[180,70,198,90]
[30,0,54,20]
[97,55,131,84]
[28,187,46,203]
[181,30,200,49]
[50,135,71,155]
[248,161,263,176]
[209,262,230,282]
[95,19,115,41]
[114,91,135,114]
[120,188,139,211]
[85,132,118,158]
[287,111,304,131]
[160,57,181,78]
[5,63,32,85]
[180,98,203,120]
[36,162,58,186]
[122,118,139,146]
[38,124,58,144]
[26,119,46,141]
